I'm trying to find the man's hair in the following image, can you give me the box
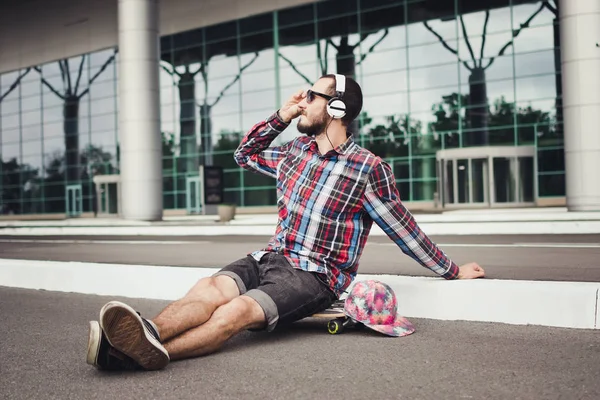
[322,74,363,127]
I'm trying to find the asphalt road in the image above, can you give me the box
[0,286,598,400]
[1,234,600,281]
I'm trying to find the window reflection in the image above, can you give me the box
[89,49,117,69]
[42,92,63,112]
[20,81,40,98]
[90,93,116,116]
[515,49,555,77]
[277,16,318,144]
[239,17,277,207]
[22,124,42,143]
[205,58,242,148]
[2,142,20,162]
[1,106,20,130]
[359,22,408,137]
[1,71,23,102]
[515,74,555,102]
[0,0,571,213]
[410,66,460,114]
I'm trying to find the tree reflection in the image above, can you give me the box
[33,51,117,183]
[0,68,31,102]
[423,4,547,146]
[161,52,259,171]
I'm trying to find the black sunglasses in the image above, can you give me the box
[306,89,333,103]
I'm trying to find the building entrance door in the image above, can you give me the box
[65,184,83,217]
[186,176,202,214]
[436,146,536,208]
[438,158,489,206]
[99,182,119,214]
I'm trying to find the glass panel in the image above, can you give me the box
[457,4,514,147]
[538,173,564,197]
[445,159,454,204]
[358,8,409,150]
[187,181,194,210]
[78,186,83,213]
[186,177,201,213]
[277,13,317,145]
[65,185,83,215]
[411,155,436,201]
[66,187,73,214]
[471,158,487,203]
[240,24,275,132]
[108,183,118,214]
[457,159,469,203]
[243,187,277,207]
[100,183,107,213]
[493,157,515,203]
[240,18,276,209]
[436,159,442,204]
[518,156,534,202]
[412,180,437,202]
[205,52,241,170]
[538,147,564,173]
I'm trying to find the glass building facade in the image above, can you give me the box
[0,0,564,216]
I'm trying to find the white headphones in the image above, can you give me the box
[326,73,347,119]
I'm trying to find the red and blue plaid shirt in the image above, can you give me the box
[234,112,459,297]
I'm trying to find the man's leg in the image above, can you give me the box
[162,295,267,360]
[159,253,336,361]
[151,274,240,342]
[96,256,260,370]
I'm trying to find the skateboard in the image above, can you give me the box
[308,300,363,334]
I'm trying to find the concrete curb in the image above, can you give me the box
[1,258,597,330]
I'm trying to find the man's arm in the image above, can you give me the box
[234,89,305,178]
[233,112,291,178]
[362,159,461,279]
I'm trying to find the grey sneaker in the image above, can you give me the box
[99,301,169,370]
[86,321,142,371]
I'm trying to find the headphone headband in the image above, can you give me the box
[327,74,347,119]
[334,73,346,97]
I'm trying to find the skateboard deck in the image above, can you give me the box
[308,300,362,334]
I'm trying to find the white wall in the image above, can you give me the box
[0,0,318,74]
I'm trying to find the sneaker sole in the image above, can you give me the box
[86,321,101,367]
[99,301,169,370]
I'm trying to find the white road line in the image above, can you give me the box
[512,243,600,248]
[1,239,599,249]
[0,239,205,245]
[368,242,600,249]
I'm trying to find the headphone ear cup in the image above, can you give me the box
[327,98,346,119]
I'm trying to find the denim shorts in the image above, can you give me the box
[214,252,337,331]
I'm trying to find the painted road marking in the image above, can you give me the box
[0,239,205,245]
[1,239,600,249]
[368,242,600,249]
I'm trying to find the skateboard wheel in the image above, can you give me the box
[327,319,343,334]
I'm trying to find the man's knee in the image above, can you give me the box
[211,296,266,334]
[186,275,239,304]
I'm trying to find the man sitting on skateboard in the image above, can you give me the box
[87,74,485,371]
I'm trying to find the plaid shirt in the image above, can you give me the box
[234,112,459,296]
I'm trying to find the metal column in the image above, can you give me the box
[118,0,163,220]
[560,0,600,211]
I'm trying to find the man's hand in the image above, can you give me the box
[457,262,485,279]
[278,89,305,123]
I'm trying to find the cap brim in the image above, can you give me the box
[353,313,415,337]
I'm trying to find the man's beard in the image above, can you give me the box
[297,112,329,137]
